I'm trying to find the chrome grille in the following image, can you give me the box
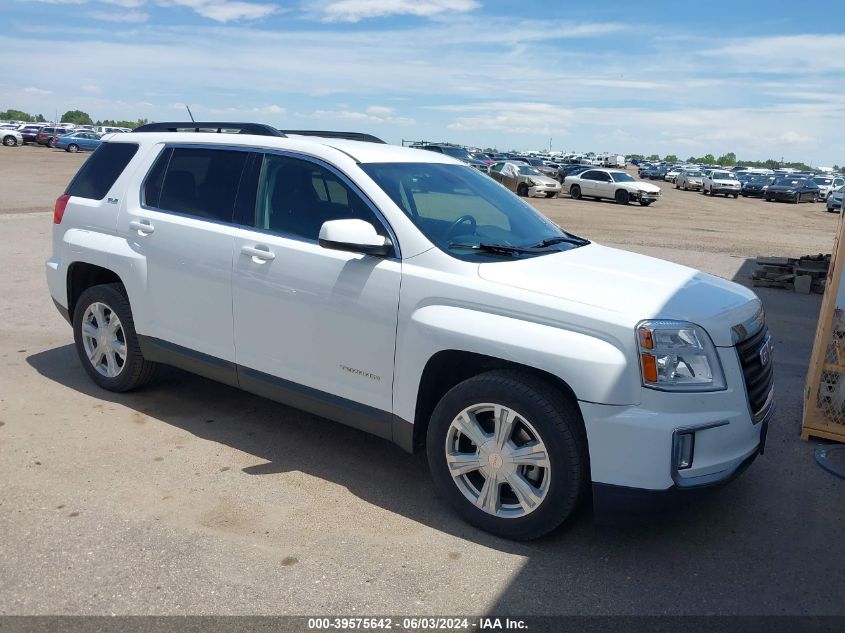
[736,326,774,422]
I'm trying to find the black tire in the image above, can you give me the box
[517,183,528,197]
[47,137,55,148]
[426,370,587,540]
[545,192,557,198]
[67,143,79,153]
[3,135,17,147]
[702,187,708,195]
[614,189,629,205]
[640,199,653,207]
[569,184,582,199]
[73,283,158,392]
[793,193,800,204]
[733,194,738,199]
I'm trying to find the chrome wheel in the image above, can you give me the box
[80,302,127,377]
[445,403,551,519]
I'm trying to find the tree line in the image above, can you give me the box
[628,152,825,172]
[0,108,149,129]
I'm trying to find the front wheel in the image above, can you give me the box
[545,191,557,198]
[47,138,55,148]
[517,183,528,197]
[569,184,582,199]
[73,283,158,392]
[426,370,587,540]
[640,199,653,207]
[3,135,17,147]
[733,193,739,199]
[615,189,629,205]
[702,187,708,195]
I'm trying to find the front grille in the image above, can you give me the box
[736,326,774,421]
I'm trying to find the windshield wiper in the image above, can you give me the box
[530,235,590,248]
[448,242,540,256]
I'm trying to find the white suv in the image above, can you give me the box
[702,170,741,198]
[46,122,774,540]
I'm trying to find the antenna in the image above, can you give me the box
[185,104,195,122]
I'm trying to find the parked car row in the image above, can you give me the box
[0,121,126,149]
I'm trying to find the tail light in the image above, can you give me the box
[54,194,70,224]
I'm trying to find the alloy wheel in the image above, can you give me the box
[445,403,551,519]
[80,302,127,378]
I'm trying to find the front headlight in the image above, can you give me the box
[636,320,726,392]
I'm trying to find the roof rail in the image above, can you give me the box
[132,122,285,137]
[280,130,385,144]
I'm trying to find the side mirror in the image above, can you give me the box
[318,219,392,257]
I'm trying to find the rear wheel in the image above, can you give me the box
[569,184,582,200]
[67,143,79,153]
[73,284,158,392]
[426,370,587,540]
[614,189,629,205]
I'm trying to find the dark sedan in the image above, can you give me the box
[556,164,591,182]
[764,177,820,203]
[18,124,45,144]
[741,175,775,197]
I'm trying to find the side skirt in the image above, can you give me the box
[137,335,415,452]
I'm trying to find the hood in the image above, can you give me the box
[529,174,560,186]
[629,181,661,193]
[477,243,760,347]
[712,178,739,184]
[767,184,798,192]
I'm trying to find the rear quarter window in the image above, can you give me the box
[65,142,139,200]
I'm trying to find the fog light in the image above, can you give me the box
[675,432,695,470]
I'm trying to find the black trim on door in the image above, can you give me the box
[136,335,414,452]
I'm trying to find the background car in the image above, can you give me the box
[664,166,684,182]
[36,126,73,147]
[53,130,102,153]
[812,175,845,200]
[564,168,660,206]
[741,174,776,197]
[826,186,844,212]
[17,124,45,144]
[702,170,741,197]
[488,161,561,197]
[516,156,558,178]
[557,163,591,183]
[1,127,24,147]
[764,177,820,203]
[675,169,705,191]
[412,143,488,171]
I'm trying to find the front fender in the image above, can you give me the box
[393,304,638,424]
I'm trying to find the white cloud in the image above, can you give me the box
[702,34,845,72]
[23,86,52,95]
[307,105,415,125]
[160,0,277,22]
[89,9,149,22]
[319,0,479,23]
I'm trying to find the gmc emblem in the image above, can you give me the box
[759,335,772,367]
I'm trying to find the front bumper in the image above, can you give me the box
[632,190,660,202]
[766,191,799,201]
[580,345,770,494]
[710,186,740,195]
[528,184,560,197]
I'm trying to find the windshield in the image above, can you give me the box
[517,165,541,176]
[684,171,703,177]
[712,172,736,180]
[775,178,802,186]
[610,172,635,182]
[361,162,584,259]
[440,147,474,161]
[813,177,833,185]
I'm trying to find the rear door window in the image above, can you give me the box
[145,147,249,223]
[65,142,139,200]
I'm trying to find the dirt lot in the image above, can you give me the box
[1,143,844,617]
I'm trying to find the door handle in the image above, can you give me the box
[241,245,275,261]
[129,220,155,234]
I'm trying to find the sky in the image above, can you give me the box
[2,0,844,165]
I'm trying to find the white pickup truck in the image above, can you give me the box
[46,123,774,539]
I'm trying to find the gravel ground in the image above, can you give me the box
[1,143,843,616]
